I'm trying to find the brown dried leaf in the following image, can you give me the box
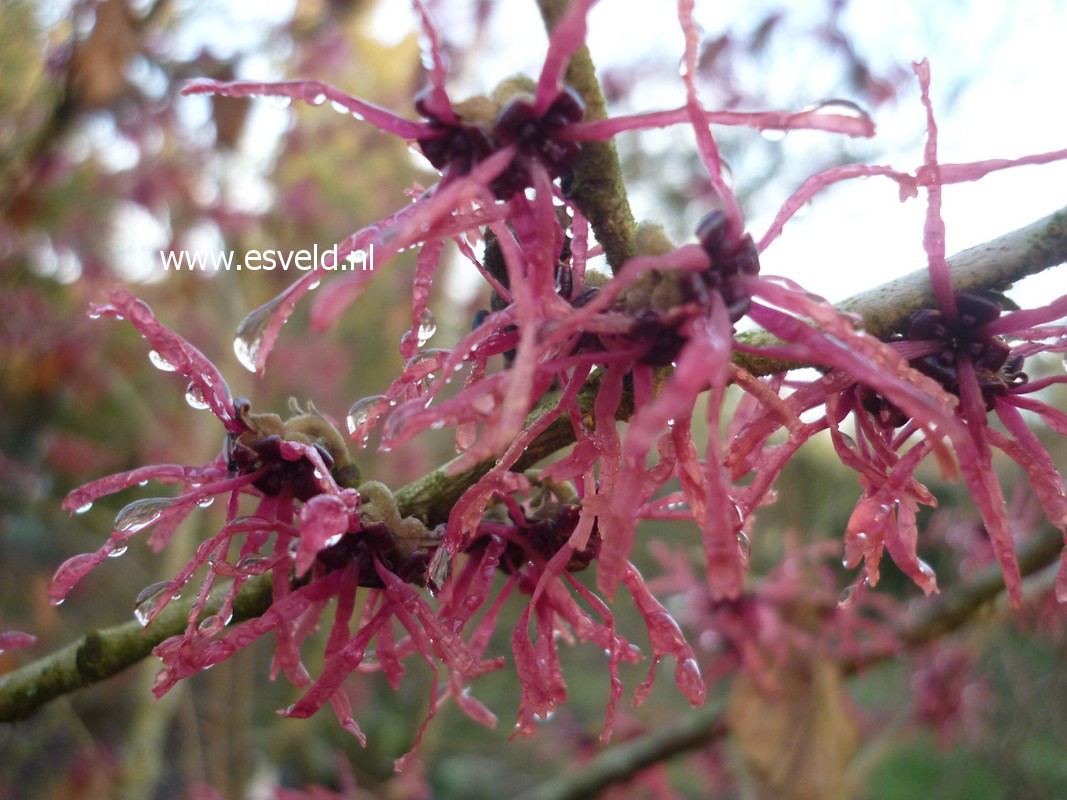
[727,650,857,800]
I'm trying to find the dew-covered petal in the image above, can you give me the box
[913,59,956,320]
[92,289,238,428]
[62,463,213,513]
[411,0,456,123]
[564,104,875,142]
[48,551,109,605]
[623,563,706,707]
[990,408,1067,529]
[758,165,916,251]
[677,0,742,237]
[182,78,427,139]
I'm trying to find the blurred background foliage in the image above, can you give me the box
[1,1,1065,798]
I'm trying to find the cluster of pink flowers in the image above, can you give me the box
[37,0,1067,763]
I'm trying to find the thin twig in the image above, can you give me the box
[518,703,728,800]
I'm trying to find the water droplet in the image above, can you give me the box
[803,98,872,123]
[404,349,448,374]
[134,581,174,626]
[417,308,437,346]
[471,393,495,415]
[427,546,452,595]
[237,553,270,572]
[719,158,734,189]
[346,395,385,439]
[196,496,215,508]
[138,480,149,486]
[185,382,210,410]
[760,128,786,142]
[308,279,321,290]
[75,501,93,515]
[114,497,175,533]
[148,349,177,372]
[309,92,327,106]
[197,614,229,636]
[330,99,348,114]
[108,545,128,558]
[838,582,861,608]
[267,94,292,109]
[736,531,751,560]
[233,295,284,373]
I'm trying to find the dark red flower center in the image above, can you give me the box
[414,87,584,199]
[859,291,1028,426]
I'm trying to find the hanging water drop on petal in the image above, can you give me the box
[108,545,128,558]
[736,531,751,560]
[803,98,873,124]
[75,501,93,515]
[426,545,453,596]
[417,307,437,346]
[197,614,228,636]
[185,382,210,410]
[236,553,271,573]
[309,92,327,106]
[838,582,861,608]
[196,496,215,508]
[114,497,175,534]
[133,581,173,627]
[233,294,285,373]
[346,394,385,439]
[148,349,177,371]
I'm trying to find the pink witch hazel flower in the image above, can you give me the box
[749,60,1067,608]
[50,289,512,760]
[176,0,885,619]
